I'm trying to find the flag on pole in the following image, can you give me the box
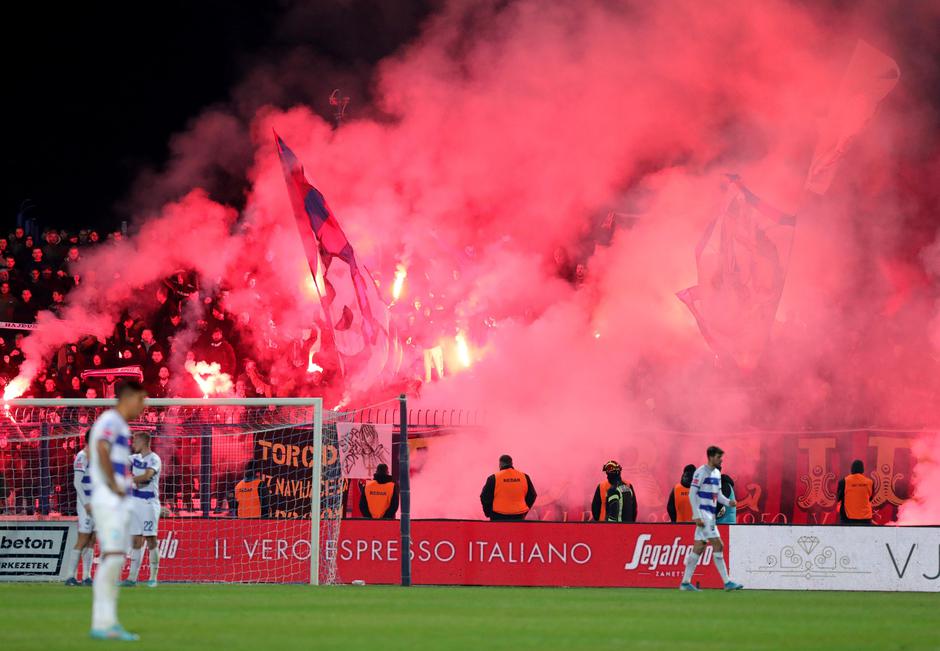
[274,132,390,380]
[678,175,795,369]
[805,40,900,195]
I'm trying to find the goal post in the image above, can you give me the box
[0,397,347,585]
[310,397,323,586]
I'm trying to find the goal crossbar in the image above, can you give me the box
[4,398,323,407]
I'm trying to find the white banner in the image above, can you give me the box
[729,525,940,592]
[0,321,38,331]
[336,422,392,479]
[0,521,77,582]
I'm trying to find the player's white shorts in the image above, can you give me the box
[694,519,720,542]
[128,499,161,537]
[91,495,129,554]
[77,506,95,534]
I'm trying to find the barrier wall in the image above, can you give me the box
[728,525,940,592]
[336,520,725,588]
[0,521,76,581]
[3,518,938,591]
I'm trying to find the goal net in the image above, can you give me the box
[0,397,354,585]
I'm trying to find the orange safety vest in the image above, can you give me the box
[235,478,262,518]
[843,473,873,520]
[597,480,612,521]
[493,468,529,515]
[364,480,395,518]
[674,483,693,522]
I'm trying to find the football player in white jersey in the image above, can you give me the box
[65,428,97,586]
[122,431,162,588]
[88,381,147,641]
[679,445,743,591]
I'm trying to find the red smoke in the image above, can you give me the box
[12,1,940,520]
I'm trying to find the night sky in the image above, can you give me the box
[2,1,432,232]
[2,1,937,235]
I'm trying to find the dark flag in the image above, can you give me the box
[275,133,380,343]
[678,175,795,370]
[275,133,395,388]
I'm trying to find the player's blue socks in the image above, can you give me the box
[89,625,140,641]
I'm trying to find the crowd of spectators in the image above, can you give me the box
[0,225,274,401]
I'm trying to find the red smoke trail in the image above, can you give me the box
[11,1,940,520]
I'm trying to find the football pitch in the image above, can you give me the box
[1,583,936,650]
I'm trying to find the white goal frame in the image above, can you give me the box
[5,397,326,585]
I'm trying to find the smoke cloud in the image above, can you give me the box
[16,1,940,520]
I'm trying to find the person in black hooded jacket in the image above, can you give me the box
[359,464,400,519]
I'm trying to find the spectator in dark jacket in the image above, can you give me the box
[159,311,184,346]
[28,248,44,274]
[14,289,38,323]
[63,246,80,271]
[63,375,84,398]
[0,282,17,321]
[42,231,64,266]
[143,348,166,384]
[204,327,236,376]
[148,367,172,398]
[138,328,159,358]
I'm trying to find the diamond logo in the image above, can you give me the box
[797,536,819,555]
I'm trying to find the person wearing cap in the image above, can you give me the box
[359,463,399,519]
[667,464,696,523]
[592,460,638,522]
[480,455,537,521]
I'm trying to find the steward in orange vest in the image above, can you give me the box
[480,455,537,521]
[667,464,696,523]
[837,459,873,524]
[358,464,399,519]
[233,468,268,519]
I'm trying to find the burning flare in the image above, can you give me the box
[392,264,407,302]
[307,343,323,374]
[455,331,472,368]
[3,362,36,402]
[3,376,30,402]
[184,360,233,398]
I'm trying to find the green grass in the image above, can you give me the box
[0,583,937,650]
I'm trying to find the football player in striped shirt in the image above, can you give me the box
[121,431,162,588]
[88,381,147,641]
[64,428,96,586]
[679,445,743,591]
